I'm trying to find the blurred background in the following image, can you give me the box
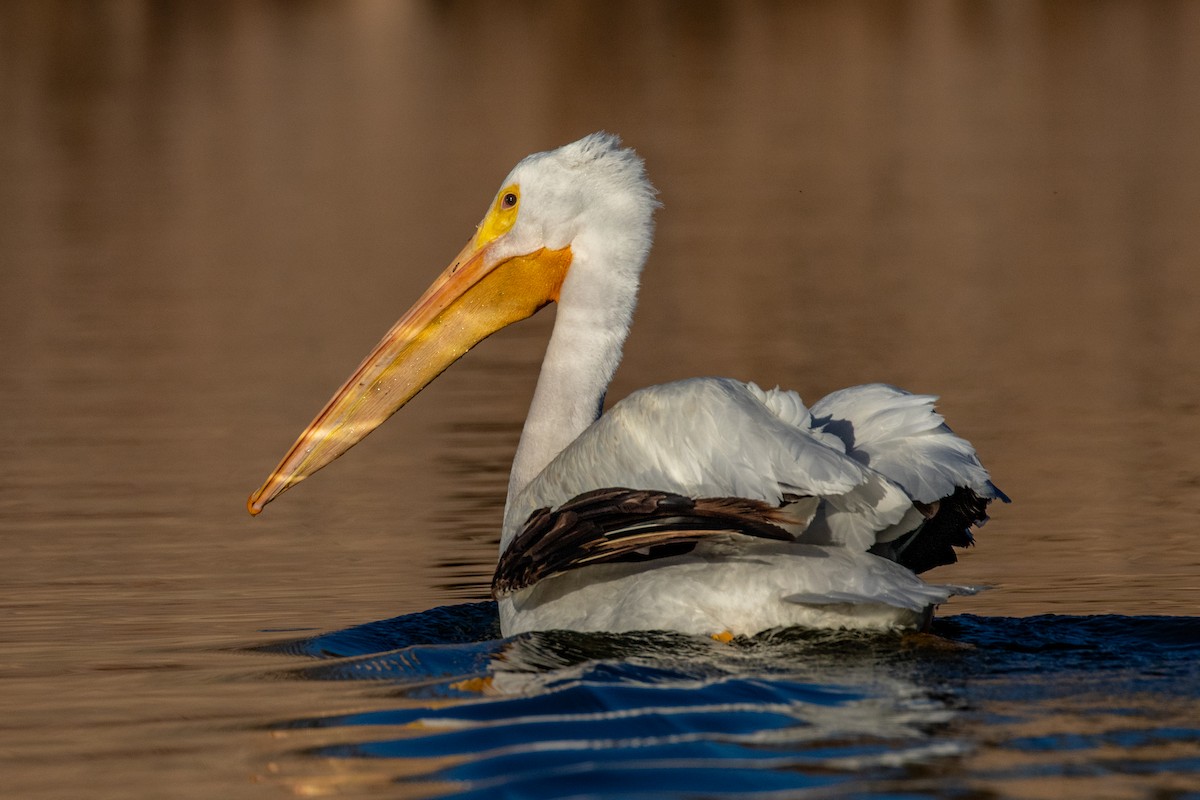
[1,2,1198,797]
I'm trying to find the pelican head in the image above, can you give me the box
[249,132,658,514]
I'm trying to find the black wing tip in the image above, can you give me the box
[881,485,998,574]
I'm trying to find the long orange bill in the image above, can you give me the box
[247,235,572,515]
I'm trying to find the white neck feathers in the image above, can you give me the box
[504,245,638,506]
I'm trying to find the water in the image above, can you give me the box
[2,2,1199,798]
[252,606,1200,799]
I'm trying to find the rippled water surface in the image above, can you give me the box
[250,606,1200,799]
[3,3,1199,798]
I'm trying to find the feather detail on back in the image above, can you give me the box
[808,383,1010,572]
[810,384,1009,504]
[502,378,873,550]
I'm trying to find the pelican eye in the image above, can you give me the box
[477,186,520,244]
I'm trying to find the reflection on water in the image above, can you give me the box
[3,2,1200,799]
[253,604,1200,798]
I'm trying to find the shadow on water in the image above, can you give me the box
[249,606,1200,799]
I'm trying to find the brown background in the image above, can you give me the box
[2,3,1198,797]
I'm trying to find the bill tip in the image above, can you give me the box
[247,494,265,516]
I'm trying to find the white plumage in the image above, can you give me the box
[249,132,1007,638]
[498,377,998,636]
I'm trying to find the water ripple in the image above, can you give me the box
[252,608,1200,798]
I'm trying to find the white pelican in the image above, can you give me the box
[248,133,1007,637]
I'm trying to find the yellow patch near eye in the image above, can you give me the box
[475,184,520,247]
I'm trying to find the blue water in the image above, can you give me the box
[254,606,1200,798]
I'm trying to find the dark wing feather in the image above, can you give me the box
[869,485,993,573]
[492,488,799,597]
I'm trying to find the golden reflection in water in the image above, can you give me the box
[1,2,1199,798]
[957,695,1200,800]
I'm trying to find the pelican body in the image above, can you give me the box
[249,133,1007,637]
